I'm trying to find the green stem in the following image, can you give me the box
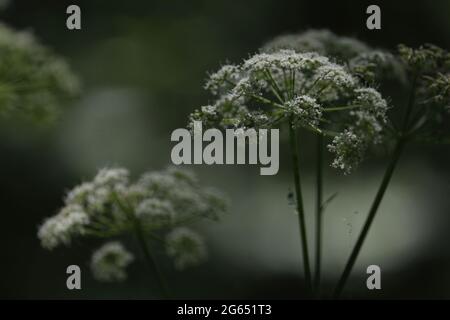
[288,119,312,293]
[401,74,418,130]
[323,105,361,112]
[333,72,418,299]
[314,134,324,292]
[250,94,284,109]
[134,219,170,299]
[333,137,405,298]
[111,192,170,298]
[264,69,285,103]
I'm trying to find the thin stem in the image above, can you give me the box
[134,219,171,299]
[323,105,361,112]
[250,94,285,109]
[282,69,290,98]
[401,74,418,131]
[111,192,170,298]
[333,72,418,299]
[314,134,324,292]
[264,69,285,103]
[333,138,405,298]
[290,70,296,99]
[288,119,312,293]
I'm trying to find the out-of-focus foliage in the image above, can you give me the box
[0,23,79,123]
[38,167,227,280]
[397,44,450,143]
[262,29,405,84]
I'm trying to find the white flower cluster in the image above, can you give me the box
[328,129,365,174]
[262,29,370,60]
[38,204,89,250]
[398,44,450,143]
[423,73,450,108]
[201,105,217,116]
[65,167,129,214]
[313,63,358,98]
[190,46,388,174]
[38,167,131,250]
[242,50,327,72]
[354,88,388,120]
[166,227,207,270]
[284,95,322,128]
[38,167,227,273]
[262,29,404,84]
[205,65,241,95]
[349,50,405,83]
[398,44,449,73]
[135,198,174,227]
[327,88,388,174]
[0,23,79,122]
[90,242,134,282]
[192,50,354,131]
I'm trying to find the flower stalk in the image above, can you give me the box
[314,134,324,292]
[112,191,170,298]
[333,136,406,298]
[333,73,418,298]
[289,119,312,292]
[133,217,170,299]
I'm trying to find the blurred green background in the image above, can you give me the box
[0,0,449,299]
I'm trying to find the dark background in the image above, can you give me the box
[0,0,449,299]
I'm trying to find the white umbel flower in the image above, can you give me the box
[314,63,358,92]
[90,242,134,282]
[201,105,217,116]
[37,204,89,250]
[205,64,241,95]
[65,182,95,205]
[354,88,388,120]
[328,129,365,175]
[39,166,227,259]
[189,47,387,174]
[284,95,322,128]
[136,198,175,227]
[243,50,329,73]
[93,168,129,187]
[166,228,207,270]
[262,29,404,84]
[261,29,370,59]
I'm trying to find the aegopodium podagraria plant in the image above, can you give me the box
[189,37,390,292]
[38,167,227,297]
[0,23,79,123]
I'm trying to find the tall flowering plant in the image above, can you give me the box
[38,167,227,297]
[334,43,450,297]
[189,37,389,291]
[189,30,449,297]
